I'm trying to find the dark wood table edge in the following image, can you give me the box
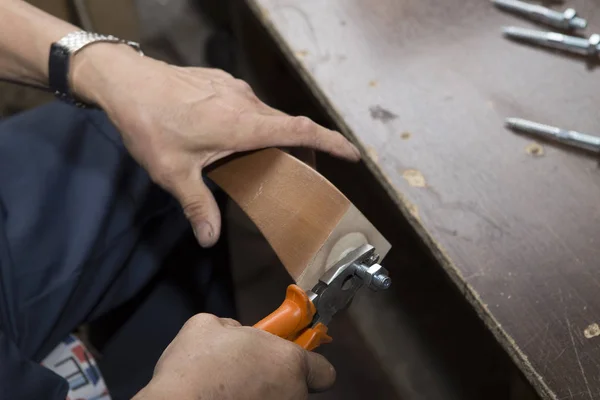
[244,1,557,398]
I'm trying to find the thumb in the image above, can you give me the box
[304,351,336,392]
[172,178,222,247]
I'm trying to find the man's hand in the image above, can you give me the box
[133,314,336,400]
[71,45,361,247]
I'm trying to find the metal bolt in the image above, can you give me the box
[373,274,392,290]
[355,263,392,291]
[503,27,600,57]
[506,117,600,152]
[492,0,587,30]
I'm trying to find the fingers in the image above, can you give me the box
[246,114,361,162]
[304,351,336,392]
[171,178,222,248]
[195,70,360,162]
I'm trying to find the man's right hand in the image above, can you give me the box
[133,314,336,400]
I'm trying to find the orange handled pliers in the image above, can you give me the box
[254,244,392,351]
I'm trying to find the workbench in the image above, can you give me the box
[240,0,600,399]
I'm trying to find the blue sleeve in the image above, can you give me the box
[0,102,188,399]
[0,329,68,400]
[0,191,67,399]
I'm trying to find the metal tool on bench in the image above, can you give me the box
[254,244,391,351]
[506,117,600,152]
[492,0,587,30]
[503,27,600,57]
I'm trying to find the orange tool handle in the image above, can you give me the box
[294,322,332,351]
[254,284,332,350]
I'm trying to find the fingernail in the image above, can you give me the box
[194,221,215,247]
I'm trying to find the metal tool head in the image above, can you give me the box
[492,0,587,30]
[503,26,600,57]
[506,117,600,152]
[308,244,391,326]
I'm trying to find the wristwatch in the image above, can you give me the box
[48,31,143,108]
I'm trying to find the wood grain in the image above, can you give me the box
[245,1,600,399]
[208,149,390,290]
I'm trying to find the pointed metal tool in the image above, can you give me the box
[492,0,587,30]
[503,27,600,56]
[506,118,600,152]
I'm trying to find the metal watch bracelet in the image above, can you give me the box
[48,31,143,108]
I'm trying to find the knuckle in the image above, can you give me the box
[290,116,315,134]
[209,68,234,80]
[182,197,209,221]
[234,79,253,93]
[219,70,234,80]
[185,313,220,329]
[221,318,242,327]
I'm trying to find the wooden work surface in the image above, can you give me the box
[246,0,600,399]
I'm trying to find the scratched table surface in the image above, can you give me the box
[246,0,600,399]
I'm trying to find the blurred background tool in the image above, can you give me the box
[506,117,600,152]
[503,27,600,56]
[492,0,587,30]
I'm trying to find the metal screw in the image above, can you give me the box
[355,263,392,291]
[373,274,392,290]
[506,117,600,152]
[492,0,587,30]
[503,27,600,57]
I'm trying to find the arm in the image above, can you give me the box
[0,0,76,86]
[1,2,347,397]
[0,0,361,247]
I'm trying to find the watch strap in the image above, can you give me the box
[49,42,72,103]
[48,31,143,108]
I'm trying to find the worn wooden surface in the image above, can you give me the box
[246,0,600,399]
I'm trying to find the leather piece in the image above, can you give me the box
[208,149,390,290]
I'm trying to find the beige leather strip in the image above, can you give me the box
[299,206,391,290]
[208,149,390,290]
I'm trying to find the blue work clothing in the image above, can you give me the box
[0,103,232,400]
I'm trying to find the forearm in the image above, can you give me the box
[0,0,147,106]
[0,0,76,86]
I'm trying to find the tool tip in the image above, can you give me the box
[381,277,392,290]
[573,18,588,30]
[502,26,517,36]
[505,117,521,129]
